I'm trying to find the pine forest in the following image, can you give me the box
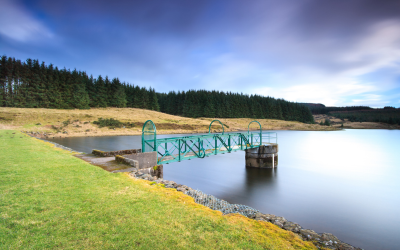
[0,55,314,123]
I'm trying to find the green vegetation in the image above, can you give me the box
[319,119,331,126]
[0,55,158,110]
[301,104,372,115]
[92,118,136,129]
[302,103,400,125]
[1,55,313,124]
[158,90,314,123]
[330,109,400,125]
[0,130,314,249]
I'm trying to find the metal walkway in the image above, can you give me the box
[142,120,277,164]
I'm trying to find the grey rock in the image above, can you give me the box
[283,221,302,233]
[337,242,360,250]
[299,229,320,241]
[272,216,287,228]
[176,187,186,192]
[273,220,284,228]
[254,212,270,221]
[321,233,340,243]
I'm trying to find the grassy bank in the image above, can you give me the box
[0,130,315,249]
[0,107,336,138]
[314,114,400,130]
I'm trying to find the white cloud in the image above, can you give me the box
[0,0,53,42]
[337,20,400,76]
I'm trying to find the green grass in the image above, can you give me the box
[0,130,315,249]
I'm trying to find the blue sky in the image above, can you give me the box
[1,0,400,107]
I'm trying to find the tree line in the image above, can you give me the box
[1,55,314,123]
[0,56,159,110]
[301,103,373,115]
[330,109,400,125]
[157,90,315,123]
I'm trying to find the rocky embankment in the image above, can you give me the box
[131,171,362,250]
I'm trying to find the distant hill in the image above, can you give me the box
[298,103,326,108]
[299,103,372,115]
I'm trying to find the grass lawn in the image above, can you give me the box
[0,130,315,249]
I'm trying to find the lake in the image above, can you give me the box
[48,129,400,250]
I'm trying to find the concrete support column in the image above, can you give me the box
[245,144,278,168]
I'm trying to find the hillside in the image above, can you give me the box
[0,107,336,138]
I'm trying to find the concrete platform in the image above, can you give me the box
[75,154,135,172]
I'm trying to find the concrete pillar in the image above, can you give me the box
[245,144,278,168]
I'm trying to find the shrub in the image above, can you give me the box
[62,120,71,127]
[324,119,331,126]
[92,118,136,129]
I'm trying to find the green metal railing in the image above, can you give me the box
[142,120,277,164]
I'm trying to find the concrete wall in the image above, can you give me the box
[123,152,157,170]
[115,152,162,178]
[115,155,138,168]
[92,149,141,157]
[245,144,278,168]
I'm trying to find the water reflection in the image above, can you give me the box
[245,167,277,190]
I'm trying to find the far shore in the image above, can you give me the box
[1,107,398,139]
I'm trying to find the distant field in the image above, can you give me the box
[330,109,400,125]
[313,113,400,130]
[0,107,336,138]
[0,130,315,249]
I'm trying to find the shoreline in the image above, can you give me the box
[23,126,399,140]
[2,130,317,249]
[129,169,362,250]
[1,107,399,140]
[37,135,362,249]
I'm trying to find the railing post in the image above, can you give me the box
[260,131,262,146]
[251,133,253,147]
[178,139,181,162]
[198,137,201,154]
[228,134,231,152]
[184,139,187,153]
[215,136,217,155]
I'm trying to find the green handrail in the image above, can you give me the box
[142,120,157,152]
[208,120,225,134]
[142,120,277,164]
[248,120,262,134]
[248,120,262,146]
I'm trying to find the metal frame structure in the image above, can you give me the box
[142,120,277,164]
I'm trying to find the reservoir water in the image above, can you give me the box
[48,129,400,250]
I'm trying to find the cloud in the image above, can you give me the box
[2,0,400,106]
[0,0,53,42]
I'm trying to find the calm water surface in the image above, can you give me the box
[49,130,400,250]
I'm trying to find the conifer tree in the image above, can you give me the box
[94,75,108,107]
[0,56,7,107]
[111,78,127,107]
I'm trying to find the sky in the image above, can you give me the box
[1,0,400,107]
